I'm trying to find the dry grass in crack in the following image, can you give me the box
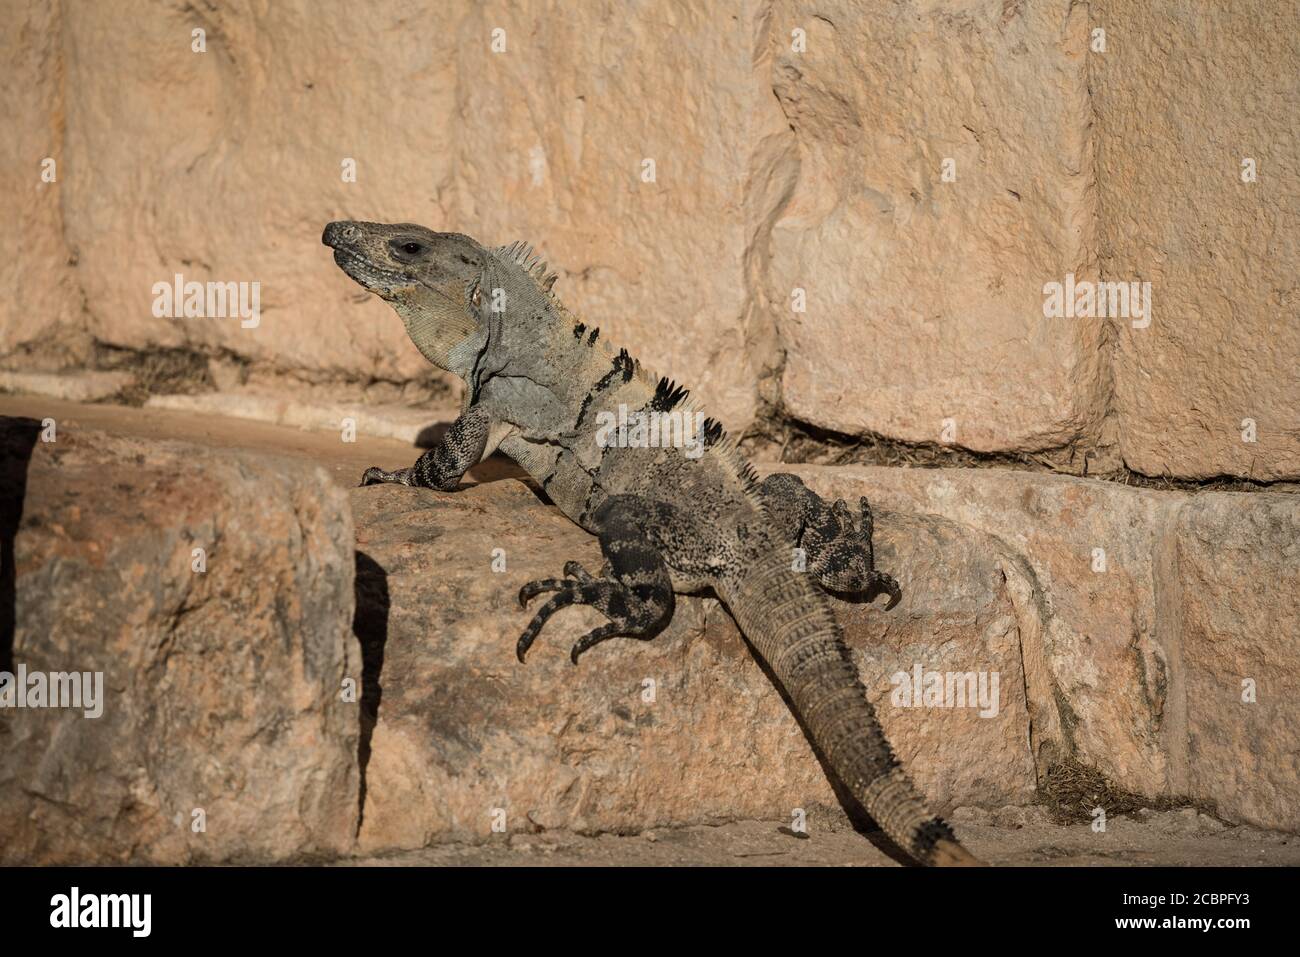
[1040,759,1204,825]
[96,344,215,405]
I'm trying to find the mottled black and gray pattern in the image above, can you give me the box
[322,220,982,867]
[758,472,902,606]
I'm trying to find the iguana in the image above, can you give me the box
[322,220,982,866]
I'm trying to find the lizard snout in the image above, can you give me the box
[322,221,360,248]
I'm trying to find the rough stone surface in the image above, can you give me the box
[34,1,780,431]
[766,0,1105,452]
[446,1,788,431]
[351,477,1035,854]
[1093,0,1300,480]
[5,1,1297,480]
[778,464,1300,833]
[0,420,359,863]
[0,370,133,402]
[57,0,462,381]
[0,394,1294,864]
[1174,493,1300,830]
[0,0,81,358]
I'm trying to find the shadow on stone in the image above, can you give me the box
[352,550,390,835]
[414,422,449,449]
[0,417,40,679]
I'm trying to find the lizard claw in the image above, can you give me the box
[870,571,902,610]
[519,563,594,609]
[519,578,567,609]
[562,560,596,583]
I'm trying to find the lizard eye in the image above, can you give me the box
[400,242,422,254]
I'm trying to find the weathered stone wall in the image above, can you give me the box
[784,465,1300,832]
[1,1,81,359]
[2,0,1296,479]
[1092,0,1300,481]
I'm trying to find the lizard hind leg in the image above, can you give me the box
[761,473,901,608]
[809,497,902,608]
[516,497,676,665]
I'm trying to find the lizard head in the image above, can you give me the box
[323,220,493,372]
[323,220,487,308]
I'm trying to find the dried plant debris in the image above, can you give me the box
[1038,758,1221,826]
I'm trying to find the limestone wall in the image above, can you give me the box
[3,0,1297,478]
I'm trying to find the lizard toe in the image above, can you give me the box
[518,577,571,609]
[870,571,902,610]
[562,560,596,583]
[516,590,579,662]
[569,623,626,664]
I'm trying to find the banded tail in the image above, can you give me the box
[720,539,983,866]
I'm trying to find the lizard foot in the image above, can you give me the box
[757,473,901,607]
[515,558,674,665]
[813,496,901,608]
[359,465,413,487]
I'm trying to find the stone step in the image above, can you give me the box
[145,391,459,446]
[350,479,1037,854]
[2,399,1295,865]
[0,417,359,863]
[778,464,1300,831]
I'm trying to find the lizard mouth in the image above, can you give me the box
[331,248,412,297]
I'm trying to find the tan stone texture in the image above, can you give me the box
[0,422,359,863]
[58,0,462,380]
[447,0,788,430]
[779,464,1181,796]
[2,390,1297,858]
[33,1,783,430]
[1093,0,1300,480]
[1174,492,1300,830]
[778,464,1300,831]
[766,0,1106,453]
[0,0,81,357]
[2,1,1297,478]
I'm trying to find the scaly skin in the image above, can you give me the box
[322,220,983,866]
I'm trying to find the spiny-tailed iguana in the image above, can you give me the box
[322,220,982,866]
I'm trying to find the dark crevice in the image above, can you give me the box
[740,399,1296,493]
[351,550,390,837]
[0,418,40,684]
[94,342,216,404]
[3,328,456,410]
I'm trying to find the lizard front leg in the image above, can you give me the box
[758,472,901,607]
[360,405,493,490]
[516,494,676,665]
